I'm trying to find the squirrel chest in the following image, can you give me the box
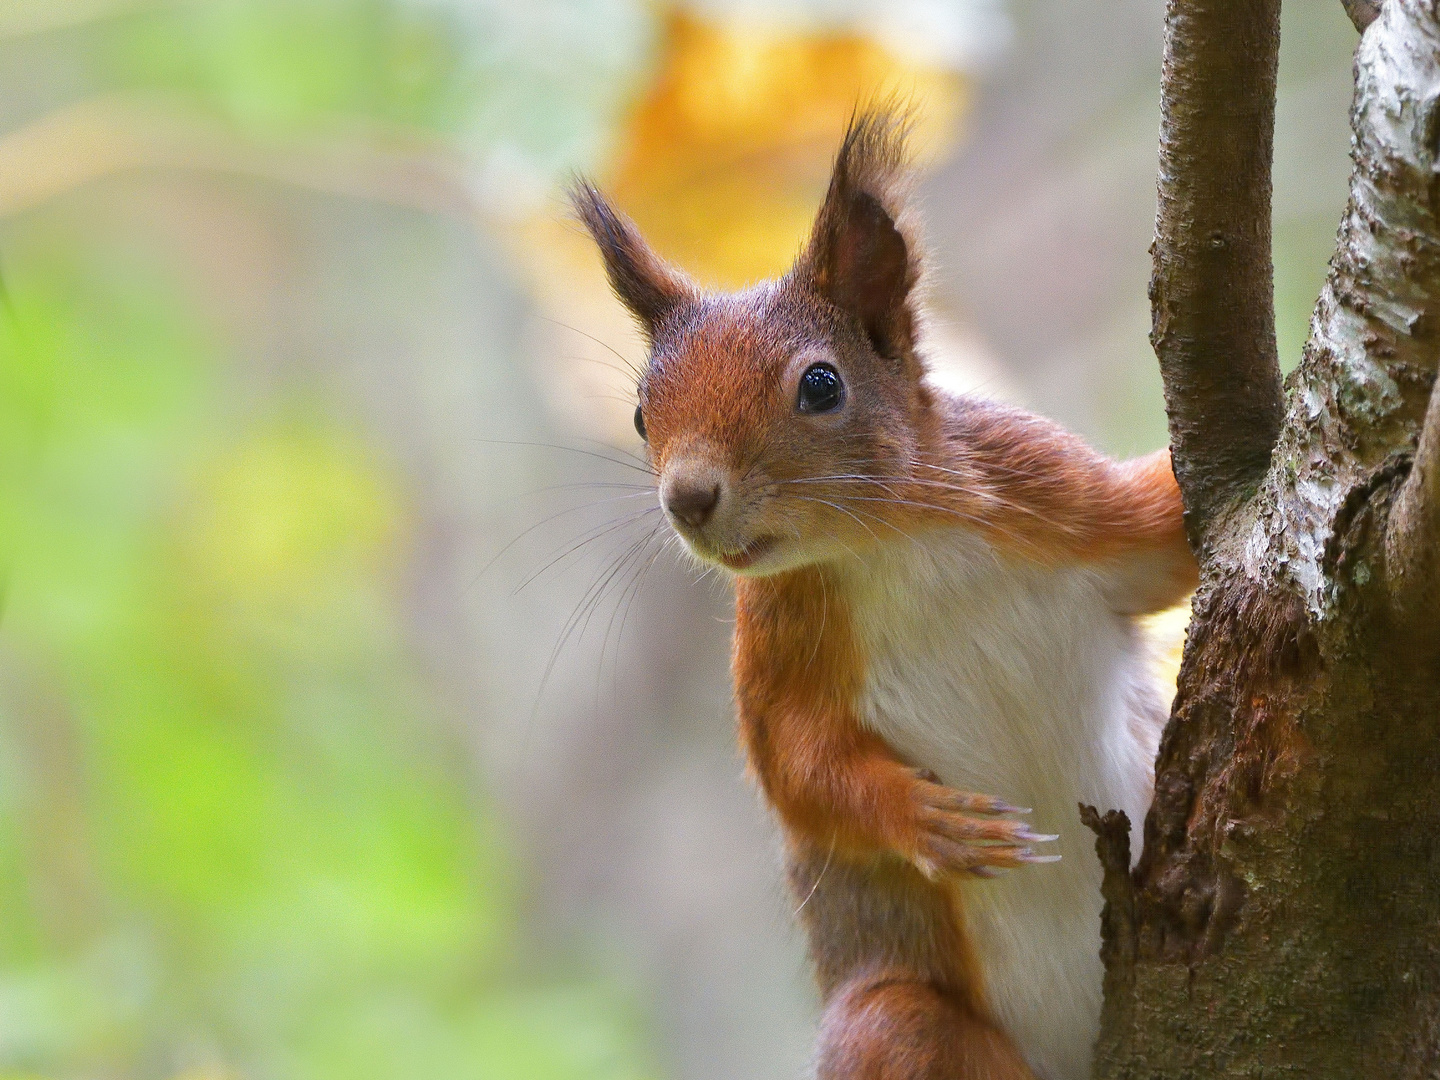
[847,533,1163,1078]
[735,530,1166,1079]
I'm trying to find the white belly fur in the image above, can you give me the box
[846,532,1167,1080]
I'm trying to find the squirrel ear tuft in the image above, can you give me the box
[571,182,693,340]
[798,111,922,362]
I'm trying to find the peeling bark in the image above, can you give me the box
[1093,0,1440,1074]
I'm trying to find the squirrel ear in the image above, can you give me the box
[799,113,921,362]
[571,181,693,340]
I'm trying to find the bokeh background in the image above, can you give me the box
[0,2,1358,1078]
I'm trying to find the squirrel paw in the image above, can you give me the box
[909,772,1060,880]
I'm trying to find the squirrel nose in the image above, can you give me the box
[663,476,721,529]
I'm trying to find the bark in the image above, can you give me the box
[1385,375,1440,639]
[1343,0,1383,33]
[1149,0,1284,550]
[1091,0,1440,1074]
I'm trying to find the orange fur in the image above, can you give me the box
[735,568,904,859]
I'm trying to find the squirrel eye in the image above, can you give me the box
[797,363,845,414]
[634,404,647,442]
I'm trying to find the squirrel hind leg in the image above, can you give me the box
[816,972,1036,1080]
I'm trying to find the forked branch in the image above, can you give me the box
[1150,0,1284,550]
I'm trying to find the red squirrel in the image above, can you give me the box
[573,112,1197,1080]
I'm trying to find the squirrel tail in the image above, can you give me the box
[789,840,1036,1079]
[816,972,1034,1079]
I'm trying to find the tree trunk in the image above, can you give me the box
[1088,0,1440,1074]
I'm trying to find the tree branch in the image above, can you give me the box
[1386,376,1440,632]
[1273,0,1440,621]
[1150,0,1284,551]
[1363,2,1440,639]
[1078,805,1135,973]
[0,93,484,226]
[1342,0,1382,33]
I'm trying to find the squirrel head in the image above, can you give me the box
[574,112,936,576]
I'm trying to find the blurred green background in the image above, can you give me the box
[0,2,1358,1078]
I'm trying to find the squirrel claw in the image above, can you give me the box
[911,776,1060,878]
[1015,829,1059,843]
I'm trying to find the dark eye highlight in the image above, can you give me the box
[634,404,647,441]
[797,363,845,414]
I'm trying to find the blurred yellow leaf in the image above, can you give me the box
[603,8,967,287]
